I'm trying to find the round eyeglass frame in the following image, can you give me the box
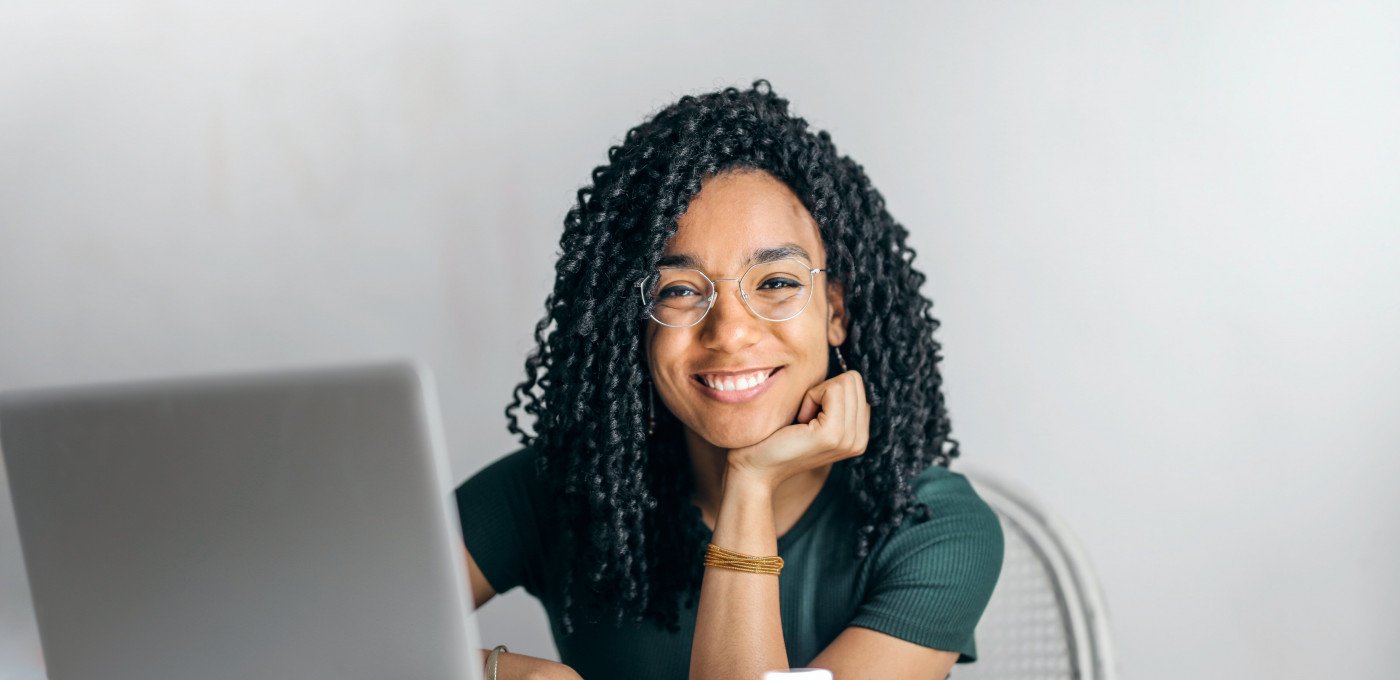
[636,258,828,328]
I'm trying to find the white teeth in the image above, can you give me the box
[700,369,773,391]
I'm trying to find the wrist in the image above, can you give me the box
[722,462,778,500]
[712,470,779,557]
[524,668,582,680]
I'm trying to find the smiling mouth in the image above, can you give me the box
[691,366,782,402]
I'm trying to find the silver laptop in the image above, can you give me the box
[0,359,483,680]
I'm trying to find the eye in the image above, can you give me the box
[658,285,701,299]
[758,277,802,290]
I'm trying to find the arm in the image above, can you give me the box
[465,544,582,680]
[689,488,963,680]
[690,370,870,680]
[809,627,958,680]
[475,648,582,680]
[688,469,788,679]
[812,460,1004,678]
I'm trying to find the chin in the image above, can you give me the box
[696,419,784,450]
[705,433,765,449]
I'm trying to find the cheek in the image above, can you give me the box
[646,336,690,404]
[782,325,830,376]
[644,326,672,374]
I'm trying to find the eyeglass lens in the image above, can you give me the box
[642,258,815,326]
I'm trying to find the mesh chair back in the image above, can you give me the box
[948,466,1117,680]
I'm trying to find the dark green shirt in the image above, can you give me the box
[454,446,1003,679]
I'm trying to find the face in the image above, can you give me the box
[644,169,847,449]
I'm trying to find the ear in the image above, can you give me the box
[825,279,848,347]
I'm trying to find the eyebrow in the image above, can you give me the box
[656,243,813,271]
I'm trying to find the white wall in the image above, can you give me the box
[2,2,1397,679]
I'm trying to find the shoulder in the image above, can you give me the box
[453,444,553,532]
[911,463,1000,527]
[456,444,545,493]
[847,463,1005,660]
[452,444,555,596]
[480,442,543,474]
[870,463,1005,581]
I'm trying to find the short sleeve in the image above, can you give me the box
[848,467,1005,663]
[453,445,551,598]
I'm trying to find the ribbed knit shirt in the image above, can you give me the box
[454,445,1004,679]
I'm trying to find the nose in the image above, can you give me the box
[698,279,761,354]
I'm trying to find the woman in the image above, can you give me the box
[456,80,1004,680]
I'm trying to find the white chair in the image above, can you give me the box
[951,466,1118,680]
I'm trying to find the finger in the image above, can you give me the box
[858,372,871,454]
[796,378,836,424]
[824,372,848,447]
[843,374,859,452]
[855,381,870,456]
[795,388,821,424]
[808,378,845,445]
[824,377,854,454]
[840,372,867,459]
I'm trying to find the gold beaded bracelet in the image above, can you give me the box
[704,543,784,575]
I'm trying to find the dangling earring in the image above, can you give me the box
[833,345,849,373]
[647,379,656,436]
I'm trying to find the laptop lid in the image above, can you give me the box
[0,359,482,680]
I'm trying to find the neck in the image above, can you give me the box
[684,427,832,535]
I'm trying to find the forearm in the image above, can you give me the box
[689,469,788,680]
[478,648,582,680]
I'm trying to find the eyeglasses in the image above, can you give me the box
[636,257,828,328]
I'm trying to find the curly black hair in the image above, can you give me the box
[503,79,960,636]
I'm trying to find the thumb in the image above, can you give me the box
[794,381,831,424]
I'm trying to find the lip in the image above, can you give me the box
[691,366,782,404]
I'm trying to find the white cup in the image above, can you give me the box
[762,670,834,680]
